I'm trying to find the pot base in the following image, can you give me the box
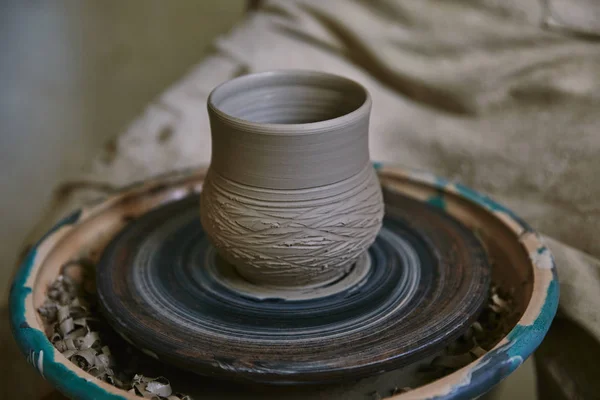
[216,252,371,302]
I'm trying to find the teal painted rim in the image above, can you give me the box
[9,211,127,400]
[9,164,559,400]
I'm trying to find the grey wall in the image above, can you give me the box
[0,1,244,304]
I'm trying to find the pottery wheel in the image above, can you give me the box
[96,189,491,384]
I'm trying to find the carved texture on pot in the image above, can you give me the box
[200,165,384,287]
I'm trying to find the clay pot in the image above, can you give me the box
[200,70,384,288]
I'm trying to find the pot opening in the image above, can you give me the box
[208,71,369,125]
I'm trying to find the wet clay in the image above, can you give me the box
[200,165,383,287]
[201,71,384,287]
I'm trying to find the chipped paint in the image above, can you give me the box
[426,192,447,210]
[530,247,554,269]
[425,266,558,399]
[37,350,45,378]
[386,167,559,400]
[9,212,127,400]
[9,166,559,400]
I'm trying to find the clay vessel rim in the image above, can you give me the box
[207,69,371,135]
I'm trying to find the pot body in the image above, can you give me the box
[200,70,384,287]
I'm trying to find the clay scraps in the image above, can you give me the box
[37,260,192,400]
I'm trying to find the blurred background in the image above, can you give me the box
[2,0,599,399]
[1,1,244,398]
[0,1,245,299]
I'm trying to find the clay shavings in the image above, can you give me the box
[418,283,518,380]
[37,260,192,400]
[368,283,518,398]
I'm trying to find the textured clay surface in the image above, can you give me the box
[200,165,384,287]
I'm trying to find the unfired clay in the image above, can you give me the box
[200,71,384,287]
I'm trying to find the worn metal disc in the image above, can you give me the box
[96,188,491,384]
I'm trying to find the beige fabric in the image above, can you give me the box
[27,0,600,396]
